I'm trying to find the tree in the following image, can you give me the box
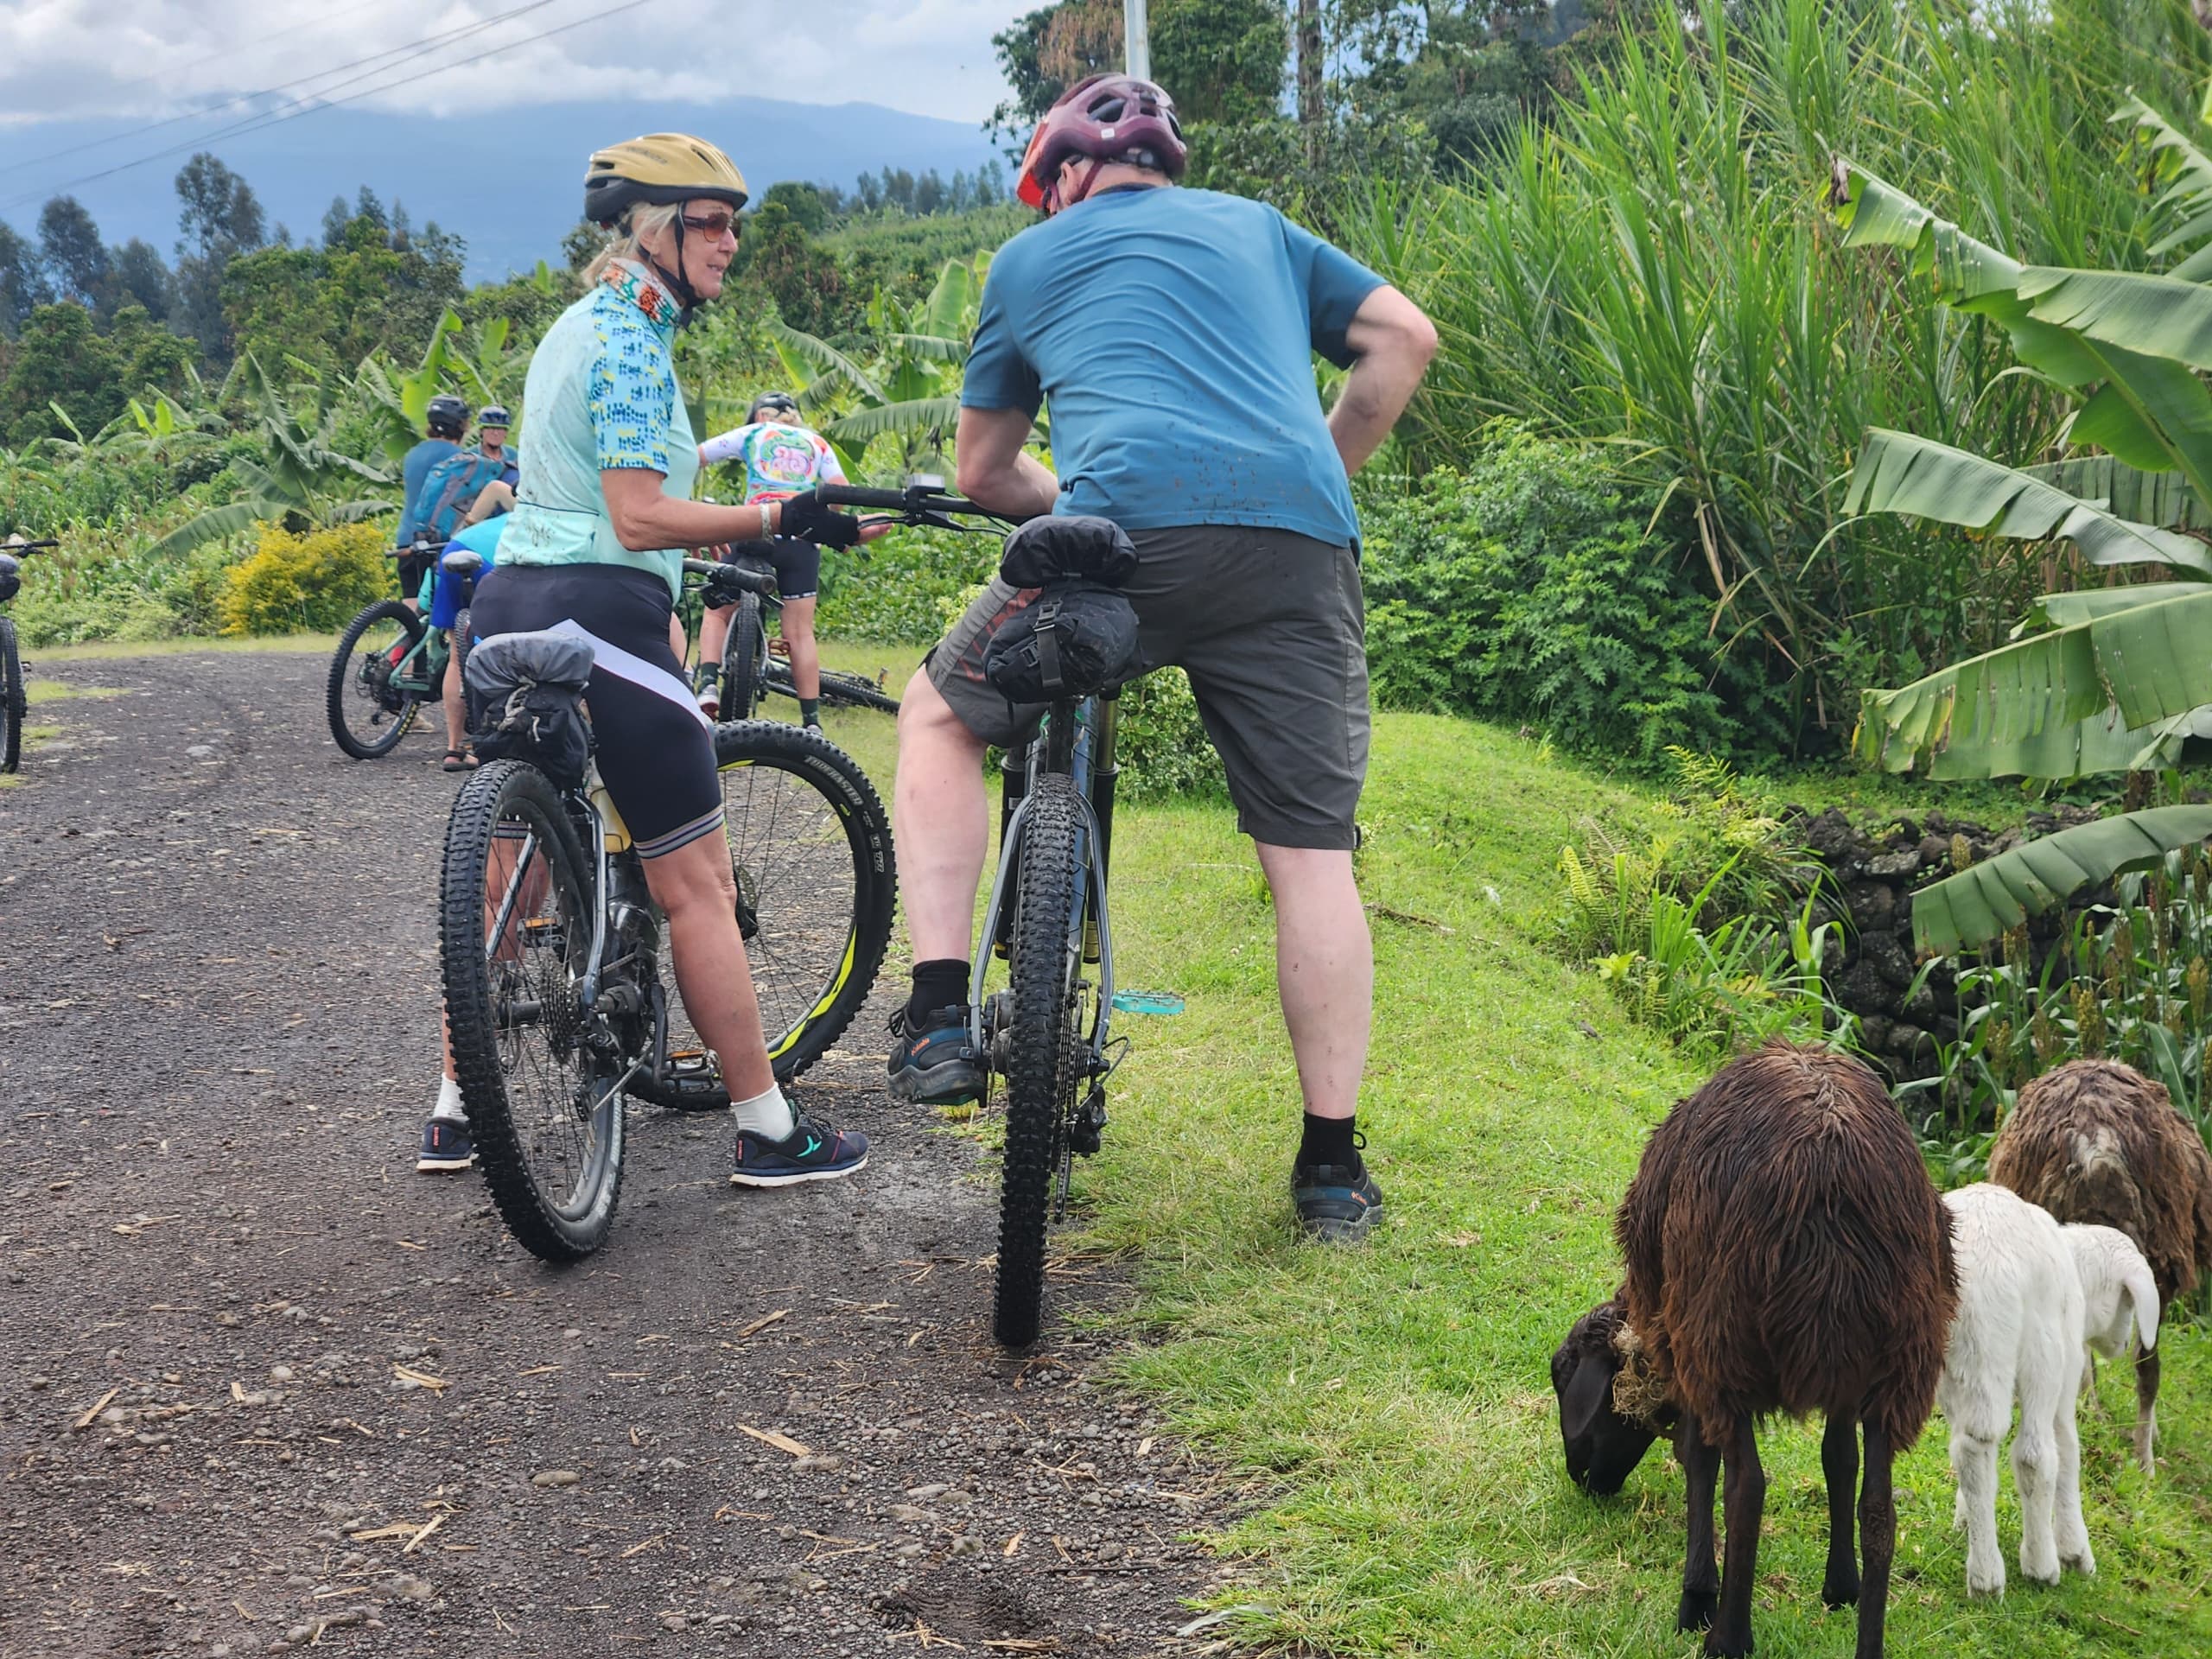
[321,196,352,250]
[744,202,855,337]
[38,196,111,312]
[175,153,264,262]
[761,181,830,233]
[108,304,196,400]
[112,239,172,321]
[1836,87,2212,954]
[0,221,46,337]
[989,0,1287,137]
[1,302,122,444]
[353,187,388,233]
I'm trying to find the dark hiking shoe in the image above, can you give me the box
[1293,1147,1383,1244]
[887,1005,984,1105]
[729,1109,869,1187]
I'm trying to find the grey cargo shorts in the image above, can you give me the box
[927,524,1369,850]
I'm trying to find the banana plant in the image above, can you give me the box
[353,310,466,467]
[149,353,394,557]
[1834,78,2212,951]
[764,253,1042,477]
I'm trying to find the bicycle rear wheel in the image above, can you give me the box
[628,721,896,1109]
[994,772,1090,1350]
[327,601,426,760]
[0,615,22,773]
[721,592,764,721]
[817,667,901,714]
[441,760,625,1261]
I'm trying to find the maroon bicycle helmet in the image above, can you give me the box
[1017,74,1187,213]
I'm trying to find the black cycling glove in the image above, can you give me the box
[775,490,863,550]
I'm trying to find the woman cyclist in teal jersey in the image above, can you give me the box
[419,133,878,1185]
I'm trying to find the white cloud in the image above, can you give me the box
[0,0,1019,127]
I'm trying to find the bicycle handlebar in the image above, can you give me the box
[1,539,60,552]
[680,557,776,598]
[816,484,994,518]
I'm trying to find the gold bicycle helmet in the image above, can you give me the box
[583,133,748,227]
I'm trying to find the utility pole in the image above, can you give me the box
[1123,0,1150,79]
[1297,0,1324,168]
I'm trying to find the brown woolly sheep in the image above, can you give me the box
[1988,1058,2212,1471]
[1553,1043,1956,1659]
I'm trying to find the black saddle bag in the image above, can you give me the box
[982,515,1144,702]
[464,629,594,790]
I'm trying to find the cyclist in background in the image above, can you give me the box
[693,392,847,725]
[461,404,523,524]
[423,131,877,1181]
[886,76,1437,1244]
[429,512,506,773]
[393,395,469,612]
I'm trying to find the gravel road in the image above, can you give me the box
[0,649,1238,1657]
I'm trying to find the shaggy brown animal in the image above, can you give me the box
[1988,1058,2212,1471]
[1616,1043,1955,1659]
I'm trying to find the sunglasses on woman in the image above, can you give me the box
[681,210,741,240]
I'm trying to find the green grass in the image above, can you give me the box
[1052,711,2212,1657]
[25,631,344,662]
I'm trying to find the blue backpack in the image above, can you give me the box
[413,450,506,543]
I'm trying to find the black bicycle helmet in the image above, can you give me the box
[748,391,800,422]
[425,394,469,439]
[478,404,512,429]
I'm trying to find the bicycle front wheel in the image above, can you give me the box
[995,772,1090,1350]
[721,591,764,721]
[0,615,22,773]
[628,721,895,1109]
[327,601,425,760]
[817,666,901,715]
[441,760,626,1261]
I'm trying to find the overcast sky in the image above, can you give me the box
[0,0,1020,128]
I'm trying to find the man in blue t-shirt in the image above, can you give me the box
[392,394,470,611]
[887,75,1437,1246]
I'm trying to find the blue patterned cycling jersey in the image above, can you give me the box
[500,262,699,601]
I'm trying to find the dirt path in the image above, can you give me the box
[0,651,1239,1657]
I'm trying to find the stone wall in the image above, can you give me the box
[1788,803,2103,1083]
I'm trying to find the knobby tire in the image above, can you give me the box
[327,600,426,760]
[721,591,764,721]
[0,615,22,773]
[441,760,624,1261]
[626,721,896,1110]
[994,772,1088,1350]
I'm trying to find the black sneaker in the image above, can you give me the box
[417,1117,475,1173]
[729,1109,869,1187]
[887,1006,984,1105]
[1293,1140,1383,1243]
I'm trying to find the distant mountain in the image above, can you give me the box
[0,97,1004,283]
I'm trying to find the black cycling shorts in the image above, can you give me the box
[716,537,822,602]
[467,563,723,859]
[395,549,435,603]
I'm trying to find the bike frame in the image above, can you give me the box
[969,692,1122,1071]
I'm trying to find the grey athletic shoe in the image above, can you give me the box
[1292,1151,1383,1244]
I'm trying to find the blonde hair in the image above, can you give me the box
[582,200,683,285]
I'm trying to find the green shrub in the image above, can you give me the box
[815,526,999,643]
[1114,667,1224,803]
[217,520,389,635]
[1361,428,1776,765]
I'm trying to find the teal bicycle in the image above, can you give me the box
[326,541,476,760]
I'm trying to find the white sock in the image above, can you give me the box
[431,1077,466,1122]
[729,1082,797,1141]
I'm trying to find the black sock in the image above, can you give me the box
[908,958,969,1020]
[1298,1112,1359,1173]
[799,696,821,726]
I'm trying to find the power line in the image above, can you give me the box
[10,1,560,186]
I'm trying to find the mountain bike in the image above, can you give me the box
[0,538,59,774]
[441,557,895,1262]
[712,546,901,721]
[326,540,473,760]
[821,485,1128,1348]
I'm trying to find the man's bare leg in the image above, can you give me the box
[893,670,992,964]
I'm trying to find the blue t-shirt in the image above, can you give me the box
[395,436,461,544]
[962,187,1384,548]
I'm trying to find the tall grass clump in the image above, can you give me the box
[1351,0,2212,758]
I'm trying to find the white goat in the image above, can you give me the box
[1938,1183,2092,1597]
[2063,1222,2162,1472]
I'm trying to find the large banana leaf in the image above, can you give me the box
[147,501,261,559]
[822,397,961,447]
[1911,805,2212,956]
[2115,93,2212,276]
[2032,582,2205,626]
[1856,588,2212,773]
[1844,429,2211,572]
[1832,162,2212,505]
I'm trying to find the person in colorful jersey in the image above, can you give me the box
[420,133,878,1185]
[693,392,849,725]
